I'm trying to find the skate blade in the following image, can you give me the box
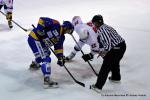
[90,85,102,93]
[43,84,59,89]
[109,79,121,83]
[29,67,40,71]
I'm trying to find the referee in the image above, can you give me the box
[82,15,126,92]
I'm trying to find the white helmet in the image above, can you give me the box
[77,27,89,40]
[72,16,83,26]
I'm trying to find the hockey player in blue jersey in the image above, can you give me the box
[27,17,74,88]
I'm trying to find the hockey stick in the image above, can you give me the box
[53,49,85,87]
[0,11,30,32]
[47,44,85,87]
[71,34,98,76]
[31,24,85,87]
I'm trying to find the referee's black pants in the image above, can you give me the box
[95,41,126,89]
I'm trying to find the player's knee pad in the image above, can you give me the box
[43,56,51,63]
[41,62,51,76]
[35,55,51,64]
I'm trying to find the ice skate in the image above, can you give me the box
[90,84,102,93]
[29,61,41,70]
[108,76,121,83]
[8,21,13,28]
[65,52,76,61]
[43,77,58,89]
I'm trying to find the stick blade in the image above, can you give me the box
[76,81,85,87]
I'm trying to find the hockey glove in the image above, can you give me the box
[6,12,12,21]
[57,56,65,66]
[82,53,93,62]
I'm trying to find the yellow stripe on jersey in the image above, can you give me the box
[54,49,63,54]
[29,31,39,40]
[38,19,45,26]
[60,26,63,35]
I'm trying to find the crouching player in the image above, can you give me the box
[27,17,74,88]
[66,16,99,61]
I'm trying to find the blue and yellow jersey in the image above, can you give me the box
[29,17,61,40]
[29,17,65,58]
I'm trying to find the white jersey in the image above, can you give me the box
[0,0,13,13]
[74,23,100,55]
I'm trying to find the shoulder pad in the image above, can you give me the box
[53,20,60,24]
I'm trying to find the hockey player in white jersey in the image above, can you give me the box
[66,16,100,61]
[0,0,13,28]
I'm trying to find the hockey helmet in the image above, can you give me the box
[92,14,104,27]
[72,16,83,26]
[63,21,74,34]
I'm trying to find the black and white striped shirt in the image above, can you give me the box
[97,24,125,51]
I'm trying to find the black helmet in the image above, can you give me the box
[63,21,74,30]
[92,15,104,26]
[62,21,74,34]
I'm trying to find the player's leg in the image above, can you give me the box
[27,36,42,70]
[92,50,114,90]
[65,41,84,61]
[39,41,58,88]
[4,5,13,28]
[109,42,126,82]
